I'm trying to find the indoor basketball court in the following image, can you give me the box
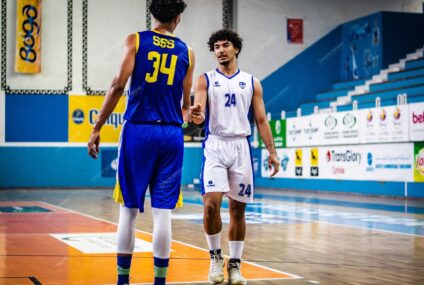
[1,1,424,285]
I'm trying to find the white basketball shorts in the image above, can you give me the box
[201,135,254,203]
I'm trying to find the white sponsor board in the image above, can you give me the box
[360,105,409,143]
[286,116,321,147]
[321,143,413,181]
[50,233,154,254]
[409,102,424,141]
[287,106,411,147]
[262,143,414,182]
[320,111,360,145]
[286,110,361,147]
[262,147,319,178]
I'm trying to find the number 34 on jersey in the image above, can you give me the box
[145,36,178,86]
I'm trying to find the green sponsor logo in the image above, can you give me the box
[258,119,286,148]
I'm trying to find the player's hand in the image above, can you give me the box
[189,103,204,123]
[88,130,100,159]
[268,152,280,177]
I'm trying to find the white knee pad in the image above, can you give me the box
[152,207,172,259]
[117,205,138,254]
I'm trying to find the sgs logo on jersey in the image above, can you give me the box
[19,5,40,63]
[153,36,175,48]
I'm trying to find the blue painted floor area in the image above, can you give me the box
[254,193,424,214]
[180,187,424,237]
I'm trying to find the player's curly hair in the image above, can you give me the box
[208,29,243,56]
[149,0,187,23]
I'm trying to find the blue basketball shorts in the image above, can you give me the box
[113,122,184,212]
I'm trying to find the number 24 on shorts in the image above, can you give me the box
[238,184,252,197]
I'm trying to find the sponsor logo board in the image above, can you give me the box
[409,102,424,142]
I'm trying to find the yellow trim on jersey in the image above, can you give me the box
[135,32,139,53]
[187,47,192,69]
[113,179,124,204]
[152,29,176,37]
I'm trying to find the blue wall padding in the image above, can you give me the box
[0,146,204,188]
[6,94,68,142]
[0,146,421,198]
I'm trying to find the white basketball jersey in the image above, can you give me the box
[204,69,254,137]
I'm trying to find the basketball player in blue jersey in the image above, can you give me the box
[87,1,194,284]
[189,29,279,284]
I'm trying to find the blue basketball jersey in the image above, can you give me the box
[124,30,191,125]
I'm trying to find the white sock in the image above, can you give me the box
[205,232,221,251]
[117,205,138,254]
[152,207,172,259]
[229,241,244,260]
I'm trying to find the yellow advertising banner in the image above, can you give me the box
[15,0,42,73]
[69,96,126,143]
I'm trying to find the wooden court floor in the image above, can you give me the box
[0,188,423,285]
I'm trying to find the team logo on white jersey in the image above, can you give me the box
[213,81,221,87]
[207,180,216,187]
[239,82,246,89]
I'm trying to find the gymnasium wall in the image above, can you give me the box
[262,11,424,116]
[237,0,423,80]
[1,0,423,192]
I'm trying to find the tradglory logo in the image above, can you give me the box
[326,150,361,164]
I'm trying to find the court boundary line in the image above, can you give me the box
[38,201,302,280]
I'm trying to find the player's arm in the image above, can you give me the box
[252,77,279,177]
[88,34,136,159]
[190,74,208,124]
[182,47,195,125]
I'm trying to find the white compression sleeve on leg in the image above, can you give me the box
[152,207,172,259]
[117,204,138,254]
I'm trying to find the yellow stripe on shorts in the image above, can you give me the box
[176,190,183,208]
[113,179,124,204]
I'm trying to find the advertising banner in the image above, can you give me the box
[15,0,42,73]
[261,148,317,179]
[286,110,360,147]
[68,95,126,143]
[409,102,424,142]
[262,143,414,182]
[360,105,409,143]
[321,111,360,145]
[322,143,413,182]
[414,142,424,182]
[261,148,302,178]
[286,116,320,147]
[259,119,286,148]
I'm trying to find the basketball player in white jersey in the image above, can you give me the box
[189,29,279,285]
